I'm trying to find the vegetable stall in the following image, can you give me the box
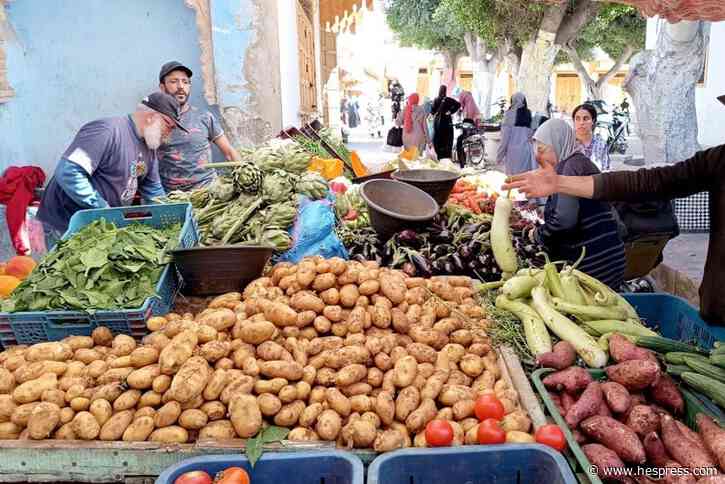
[0,125,723,484]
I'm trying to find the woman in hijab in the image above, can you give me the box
[431,85,461,160]
[496,92,535,175]
[456,90,481,166]
[530,119,626,289]
[395,93,431,152]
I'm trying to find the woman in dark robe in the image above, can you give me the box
[431,85,461,160]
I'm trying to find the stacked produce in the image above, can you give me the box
[541,335,725,483]
[164,141,330,249]
[338,204,542,281]
[334,184,370,230]
[2,221,179,312]
[0,256,37,299]
[0,258,536,453]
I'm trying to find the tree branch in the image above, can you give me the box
[595,45,635,88]
[555,0,600,46]
[464,32,478,61]
[563,43,595,86]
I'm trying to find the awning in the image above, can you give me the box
[541,0,725,22]
[320,0,374,33]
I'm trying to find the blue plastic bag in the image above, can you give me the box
[278,196,348,263]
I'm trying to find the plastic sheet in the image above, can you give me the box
[278,196,348,262]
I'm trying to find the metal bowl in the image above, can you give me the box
[360,179,439,240]
[391,169,460,206]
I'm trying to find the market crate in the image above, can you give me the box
[155,451,364,484]
[623,293,725,348]
[0,203,197,347]
[367,445,576,484]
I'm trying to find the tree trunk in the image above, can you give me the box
[564,44,635,101]
[464,33,498,118]
[441,50,464,92]
[624,20,709,164]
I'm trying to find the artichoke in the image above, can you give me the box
[232,160,264,194]
[208,177,236,202]
[262,169,295,203]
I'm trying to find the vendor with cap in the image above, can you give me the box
[38,91,186,249]
[157,61,240,192]
[504,94,725,326]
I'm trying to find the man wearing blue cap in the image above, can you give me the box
[157,61,240,192]
[38,91,185,249]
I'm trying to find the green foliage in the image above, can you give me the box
[385,0,466,55]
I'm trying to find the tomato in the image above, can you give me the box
[214,467,250,484]
[535,424,566,451]
[174,471,212,484]
[425,419,454,447]
[477,418,506,444]
[474,394,505,421]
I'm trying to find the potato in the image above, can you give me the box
[126,364,161,390]
[324,306,344,323]
[393,356,418,388]
[134,407,156,420]
[312,273,336,292]
[290,292,326,314]
[3,355,27,372]
[313,316,332,333]
[395,386,421,421]
[450,330,473,346]
[13,373,58,404]
[167,356,211,403]
[256,393,282,417]
[147,316,168,332]
[179,409,208,430]
[159,331,198,375]
[11,402,38,427]
[288,427,319,442]
[0,421,21,439]
[350,395,373,413]
[41,389,65,407]
[154,401,182,428]
[99,410,134,440]
[122,416,155,442]
[378,271,406,304]
[229,394,262,438]
[15,361,67,383]
[25,342,73,362]
[152,374,172,394]
[452,399,476,420]
[89,399,113,427]
[0,395,18,422]
[406,343,436,365]
[97,367,134,385]
[506,430,535,443]
[139,391,162,408]
[459,355,484,378]
[501,411,532,433]
[109,334,136,357]
[239,321,277,345]
[335,364,367,387]
[256,341,293,361]
[437,384,475,407]
[326,388,351,417]
[409,326,448,350]
[54,422,77,440]
[71,411,100,440]
[84,360,108,379]
[197,420,235,440]
[92,383,124,403]
[315,409,342,440]
[110,356,133,369]
[201,369,228,401]
[27,402,60,439]
[254,377,288,395]
[374,353,393,372]
[59,407,75,425]
[278,384,298,403]
[259,360,303,381]
[264,302,298,328]
[274,400,305,427]
[144,332,171,352]
[340,285,360,308]
[198,308,236,331]
[149,426,188,443]
[359,279,380,296]
[340,382,372,397]
[114,389,142,411]
[200,401,226,421]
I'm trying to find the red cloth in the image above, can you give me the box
[0,166,46,255]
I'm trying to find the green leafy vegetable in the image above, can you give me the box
[245,425,290,467]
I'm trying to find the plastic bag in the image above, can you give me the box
[277,196,348,263]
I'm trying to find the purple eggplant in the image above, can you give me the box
[397,229,419,244]
[402,262,417,277]
[410,253,432,278]
[451,254,465,273]
[459,244,473,261]
[443,261,454,274]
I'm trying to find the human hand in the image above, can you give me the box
[502,162,558,198]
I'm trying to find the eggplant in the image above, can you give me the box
[451,254,465,273]
[410,253,432,278]
[434,244,454,257]
[432,230,452,243]
[431,260,444,274]
[443,261,454,274]
[353,254,367,263]
[459,244,473,261]
[397,229,419,244]
[375,254,383,266]
[383,243,395,260]
[402,262,417,277]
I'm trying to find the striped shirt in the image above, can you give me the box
[537,153,626,289]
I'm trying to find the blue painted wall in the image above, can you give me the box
[0,0,215,175]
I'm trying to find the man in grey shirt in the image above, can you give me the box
[157,61,240,191]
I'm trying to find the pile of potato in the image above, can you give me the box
[0,257,533,451]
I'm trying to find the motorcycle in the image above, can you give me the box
[588,99,631,155]
[453,120,487,169]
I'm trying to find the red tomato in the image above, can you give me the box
[215,467,250,484]
[535,424,566,451]
[478,418,506,444]
[174,471,212,484]
[425,419,454,447]
[474,394,505,421]
[344,209,358,221]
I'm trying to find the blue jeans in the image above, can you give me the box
[43,224,63,252]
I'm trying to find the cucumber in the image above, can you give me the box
[681,387,725,428]
[633,335,709,356]
[711,345,725,355]
[665,352,711,365]
[583,320,658,338]
[665,364,690,376]
[681,372,725,408]
[710,353,725,369]
[682,356,725,384]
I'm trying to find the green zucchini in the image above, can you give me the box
[681,372,725,408]
[633,335,708,356]
[682,356,725,383]
[665,364,690,376]
[583,320,658,338]
[665,352,711,365]
[490,197,518,273]
[680,387,725,428]
[495,295,552,356]
[501,275,538,300]
[551,298,630,321]
[710,353,725,369]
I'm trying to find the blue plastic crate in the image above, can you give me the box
[623,293,725,348]
[367,445,577,484]
[155,451,364,484]
[0,203,197,347]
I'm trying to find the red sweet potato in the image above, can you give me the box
[696,476,725,484]
[661,415,717,471]
[605,360,660,391]
[561,392,577,414]
[582,443,628,483]
[566,382,603,428]
[549,393,566,416]
[626,405,661,437]
[609,333,658,363]
[572,429,588,445]
[662,461,697,484]
[696,413,725,471]
[643,431,671,466]
[602,381,632,414]
[649,374,685,414]
[675,420,715,463]
[581,416,646,464]
[598,399,612,417]
[543,366,593,393]
[537,341,577,370]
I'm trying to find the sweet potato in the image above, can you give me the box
[660,415,717,471]
[561,392,577,414]
[581,416,646,464]
[609,333,657,363]
[601,382,632,414]
[626,405,661,437]
[536,341,576,370]
[566,382,603,428]
[675,420,714,466]
[543,366,593,393]
[695,414,725,471]
[605,360,660,391]
[582,444,628,482]
[649,374,684,414]
[643,431,671,466]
